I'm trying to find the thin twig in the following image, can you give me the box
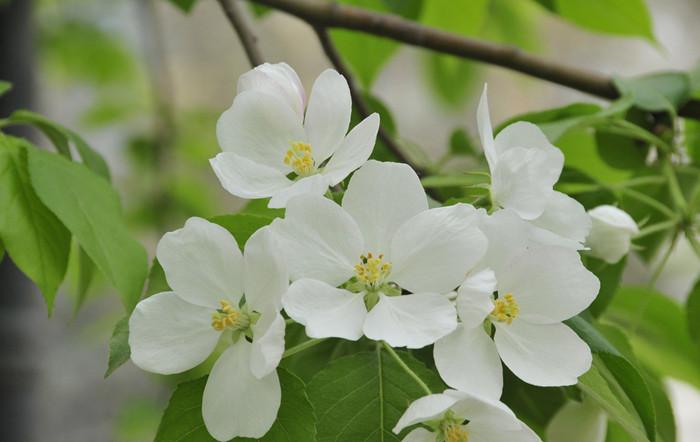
[249,0,700,120]
[217,0,265,67]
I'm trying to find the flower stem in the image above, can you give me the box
[381,341,432,396]
[282,338,327,359]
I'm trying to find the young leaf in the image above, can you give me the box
[0,136,70,312]
[307,348,444,441]
[144,258,170,299]
[550,0,656,42]
[0,80,11,97]
[27,148,148,311]
[105,316,131,378]
[154,369,315,442]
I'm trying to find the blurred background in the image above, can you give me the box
[1,0,699,440]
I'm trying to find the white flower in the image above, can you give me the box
[393,389,540,442]
[530,190,592,249]
[546,399,607,442]
[212,63,379,208]
[477,85,565,220]
[450,244,599,387]
[586,205,639,263]
[273,160,488,348]
[128,218,288,441]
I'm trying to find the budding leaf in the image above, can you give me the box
[105,316,131,378]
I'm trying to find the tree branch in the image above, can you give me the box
[248,0,700,120]
[217,0,265,67]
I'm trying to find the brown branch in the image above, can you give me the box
[249,0,700,120]
[217,0,265,67]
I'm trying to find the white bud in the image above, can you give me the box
[586,205,639,264]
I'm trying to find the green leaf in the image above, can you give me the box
[0,136,70,312]
[75,246,95,312]
[586,257,626,317]
[105,316,131,378]
[167,0,198,13]
[602,286,700,389]
[687,278,700,347]
[307,348,444,441]
[686,119,700,165]
[613,72,692,113]
[145,258,170,298]
[154,369,315,442]
[27,148,148,310]
[9,110,111,180]
[0,80,11,97]
[448,128,477,156]
[495,102,603,142]
[551,0,656,42]
[557,128,632,185]
[210,213,279,250]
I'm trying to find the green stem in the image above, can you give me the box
[662,159,687,213]
[648,230,680,289]
[619,188,677,219]
[685,228,700,260]
[381,342,431,396]
[282,338,326,359]
[634,218,679,239]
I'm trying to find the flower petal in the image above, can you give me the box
[272,195,363,285]
[434,324,503,399]
[477,209,533,274]
[244,227,288,312]
[546,399,607,442]
[477,84,497,171]
[304,69,351,163]
[202,341,281,440]
[391,204,487,293]
[491,145,564,220]
[363,293,457,348]
[210,152,291,200]
[494,321,592,387]
[267,173,330,209]
[456,268,496,328]
[402,428,436,442]
[282,278,366,340]
[237,62,306,120]
[250,309,286,379]
[494,121,556,155]
[157,217,243,307]
[393,392,460,433]
[586,205,639,264]
[322,113,379,186]
[129,292,219,374]
[217,90,306,171]
[342,160,427,255]
[498,245,599,324]
[532,191,591,246]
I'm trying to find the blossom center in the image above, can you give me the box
[283,141,315,176]
[354,252,392,289]
[490,292,519,324]
[211,299,249,331]
[444,424,469,442]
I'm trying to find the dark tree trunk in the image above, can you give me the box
[0,0,38,441]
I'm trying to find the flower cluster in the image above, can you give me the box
[127,64,638,441]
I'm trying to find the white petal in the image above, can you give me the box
[498,245,599,324]
[476,84,497,170]
[490,145,564,220]
[363,293,457,348]
[586,205,638,264]
[588,205,639,233]
[210,152,291,200]
[469,421,542,442]
[546,399,607,442]
[477,209,534,274]
[282,278,366,340]
[447,391,520,429]
[203,341,281,440]
[217,90,306,171]
[304,69,351,163]
[494,121,557,156]
[322,113,379,185]
[402,428,435,442]
[393,392,460,433]
[128,292,219,375]
[456,268,496,328]
[244,227,288,312]
[342,160,427,255]
[237,62,306,119]
[494,321,592,387]
[268,173,330,209]
[434,324,503,399]
[250,310,286,379]
[271,195,363,286]
[532,191,591,245]
[157,217,243,307]
[391,204,487,293]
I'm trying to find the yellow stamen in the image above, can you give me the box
[283,141,315,176]
[354,252,392,288]
[211,300,245,331]
[490,292,519,324]
[444,424,469,442]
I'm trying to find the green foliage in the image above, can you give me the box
[105,316,131,378]
[613,72,692,113]
[448,128,477,157]
[27,148,148,311]
[602,286,700,389]
[210,212,281,250]
[0,136,70,312]
[0,81,11,97]
[167,0,199,13]
[154,369,315,442]
[547,0,656,42]
[687,279,700,347]
[307,348,444,441]
[586,257,627,317]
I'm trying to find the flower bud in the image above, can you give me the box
[586,205,638,264]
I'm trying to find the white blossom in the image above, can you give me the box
[586,205,639,263]
[546,399,607,442]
